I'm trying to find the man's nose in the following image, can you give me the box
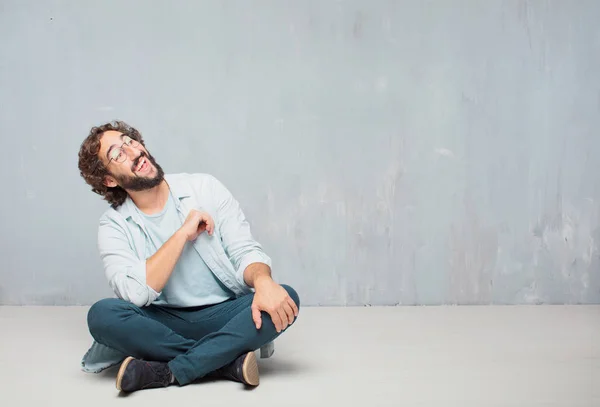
[124,144,141,161]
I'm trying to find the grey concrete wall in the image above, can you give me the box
[1,0,599,305]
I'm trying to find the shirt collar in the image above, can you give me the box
[118,174,191,221]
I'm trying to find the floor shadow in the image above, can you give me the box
[95,364,120,382]
[258,357,310,377]
[117,390,133,398]
[91,356,309,390]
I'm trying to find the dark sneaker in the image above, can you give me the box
[211,351,260,386]
[116,356,175,392]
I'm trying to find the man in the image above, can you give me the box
[77,120,300,392]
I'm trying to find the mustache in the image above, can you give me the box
[132,152,148,172]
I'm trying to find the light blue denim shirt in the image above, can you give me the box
[81,173,273,373]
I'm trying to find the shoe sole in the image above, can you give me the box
[116,356,135,391]
[242,351,260,386]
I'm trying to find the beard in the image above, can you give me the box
[111,151,165,192]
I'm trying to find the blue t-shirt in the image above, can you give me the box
[136,192,234,307]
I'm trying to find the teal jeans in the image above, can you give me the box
[87,284,299,385]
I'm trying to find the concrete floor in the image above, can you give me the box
[0,305,598,407]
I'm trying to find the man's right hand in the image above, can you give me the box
[147,209,215,293]
[179,209,215,241]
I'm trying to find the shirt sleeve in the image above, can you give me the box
[97,216,161,307]
[207,175,273,288]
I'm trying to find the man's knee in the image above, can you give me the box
[87,298,140,338]
[281,284,300,310]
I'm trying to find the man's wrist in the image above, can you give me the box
[253,273,273,290]
[244,262,273,288]
[174,228,188,242]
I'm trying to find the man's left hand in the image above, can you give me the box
[251,279,299,332]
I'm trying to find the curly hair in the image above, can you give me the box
[78,120,146,208]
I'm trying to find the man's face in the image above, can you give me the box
[98,130,165,191]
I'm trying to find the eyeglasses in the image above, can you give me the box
[108,135,140,164]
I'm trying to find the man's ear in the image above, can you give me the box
[103,175,118,188]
